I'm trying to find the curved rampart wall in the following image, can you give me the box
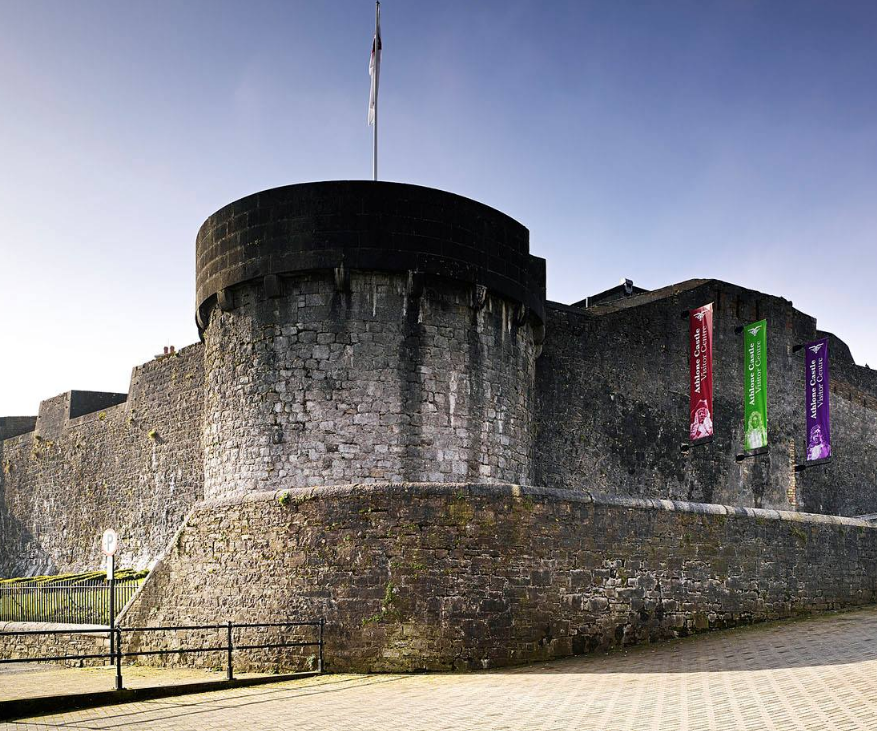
[118,483,877,672]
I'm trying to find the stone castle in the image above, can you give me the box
[2,181,877,671]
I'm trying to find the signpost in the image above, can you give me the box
[101,529,120,688]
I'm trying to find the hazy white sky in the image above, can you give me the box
[1,0,876,415]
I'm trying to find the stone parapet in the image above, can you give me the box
[195,181,546,333]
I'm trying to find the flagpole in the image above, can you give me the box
[372,1,380,181]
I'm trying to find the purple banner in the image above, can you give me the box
[804,337,831,462]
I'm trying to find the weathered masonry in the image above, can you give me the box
[3,181,877,671]
[195,182,545,496]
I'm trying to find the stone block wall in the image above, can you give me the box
[0,622,110,667]
[0,345,204,576]
[535,279,877,514]
[798,357,877,515]
[118,482,877,673]
[202,272,537,496]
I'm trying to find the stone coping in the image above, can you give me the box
[0,621,109,636]
[199,482,876,529]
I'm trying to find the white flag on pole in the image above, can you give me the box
[368,3,382,126]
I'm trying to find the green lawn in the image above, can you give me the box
[0,570,148,624]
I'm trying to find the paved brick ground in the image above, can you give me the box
[0,664,268,703]
[6,607,877,730]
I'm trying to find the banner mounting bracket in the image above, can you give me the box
[682,436,714,452]
[736,446,769,462]
[794,457,832,472]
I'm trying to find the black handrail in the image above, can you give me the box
[0,618,324,690]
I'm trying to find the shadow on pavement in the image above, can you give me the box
[507,607,877,675]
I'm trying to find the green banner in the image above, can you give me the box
[743,319,768,451]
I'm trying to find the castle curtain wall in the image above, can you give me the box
[799,358,877,515]
[535,281,877,515]
[0,346,204,576]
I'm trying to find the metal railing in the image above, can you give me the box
[0,577,143,624]
[0,619,324,691]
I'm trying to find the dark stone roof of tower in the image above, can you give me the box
[195,181,547,333]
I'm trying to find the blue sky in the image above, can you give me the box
[1,1,876,415]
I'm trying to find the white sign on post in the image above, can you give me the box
[101,529,119,556]
[102,528,119,581]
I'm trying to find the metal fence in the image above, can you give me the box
[0,619,324,691]
[0,577,143,624]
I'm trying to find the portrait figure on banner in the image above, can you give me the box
[689,400,713,441]
[807,424,830,461]
[745,411,767,451]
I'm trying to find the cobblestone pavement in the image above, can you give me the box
[7,607,877,730]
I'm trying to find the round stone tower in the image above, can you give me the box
[195,181,546,498]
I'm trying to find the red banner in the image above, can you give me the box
[689,303,714,442]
